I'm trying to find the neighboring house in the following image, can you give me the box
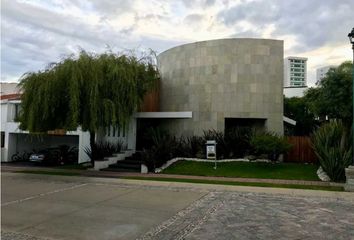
[0,84,135,163]
[0,82,20,95]
[1,38,287,162]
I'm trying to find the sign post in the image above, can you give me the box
[206,140,217,169]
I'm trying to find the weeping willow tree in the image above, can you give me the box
[18,50,159,161]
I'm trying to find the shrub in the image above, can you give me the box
[224,127,253,158]
[311,120,352,182]
[140,127,178,171]
[250,132,292,161]
[84,141,115,161]
[175,136,205,158]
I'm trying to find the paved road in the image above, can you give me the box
[1,172,354,240]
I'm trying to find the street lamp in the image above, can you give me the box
[348,28,354,165]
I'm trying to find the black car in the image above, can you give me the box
[29,148,62,165]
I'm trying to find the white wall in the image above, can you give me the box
[283,87,308,98]
[75,128,91,163]
[1,103,8,124]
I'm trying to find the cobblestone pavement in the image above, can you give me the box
[139,192,354,240]
[2,173,354,240]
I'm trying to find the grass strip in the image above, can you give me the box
[122,176,344,192]
[14,170,343,192]
[162,161,320,181]
[16,170,81,176]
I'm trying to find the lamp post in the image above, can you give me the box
[348,28,354,165]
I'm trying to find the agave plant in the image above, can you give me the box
[311,120,352,182]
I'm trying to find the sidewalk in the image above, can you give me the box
[1,164,344,187]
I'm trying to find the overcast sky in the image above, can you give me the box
[1,0,353,86]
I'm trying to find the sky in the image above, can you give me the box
[1,0,353,86]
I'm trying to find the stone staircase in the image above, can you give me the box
[101,152,144,173]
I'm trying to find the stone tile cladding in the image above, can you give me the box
[157,38,284,136]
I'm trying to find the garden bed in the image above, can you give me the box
[162,160,320,181]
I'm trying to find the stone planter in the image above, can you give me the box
[345,166,354,191]
[141,164,148,173]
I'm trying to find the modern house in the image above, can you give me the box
[1,38,286,163]
[156,38,284,136]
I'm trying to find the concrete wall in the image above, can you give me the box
[157,38,284,136]
[283,87,308,98]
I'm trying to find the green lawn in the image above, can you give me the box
[162,160,320,181]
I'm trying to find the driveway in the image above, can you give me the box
[1,172,354,240]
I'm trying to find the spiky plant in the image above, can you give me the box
[311,120,352,182]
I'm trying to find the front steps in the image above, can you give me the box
[93,150,134,171]
[101,152,146,173]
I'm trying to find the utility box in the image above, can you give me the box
[206,140,217,160]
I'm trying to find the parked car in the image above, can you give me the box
[58,145,78,164]
[29,148,62,165]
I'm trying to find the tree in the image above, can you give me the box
[305,61,353,128]
[18,50,159,163]
[283,96,317,135]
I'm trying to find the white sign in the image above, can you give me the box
[207,145,215,154]
[207,145,216,159]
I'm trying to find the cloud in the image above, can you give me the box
[1,0,353,84]
[218,1,280,26]
[184,14,205,24]
[218,0,354,52]
[181,0,216,8]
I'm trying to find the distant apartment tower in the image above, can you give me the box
[284,57,307,87]
[316,65,336,85]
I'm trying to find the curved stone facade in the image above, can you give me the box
[157,38,284,136]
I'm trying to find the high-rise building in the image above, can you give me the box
[284,57,307,87]
[316,65,336,85]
